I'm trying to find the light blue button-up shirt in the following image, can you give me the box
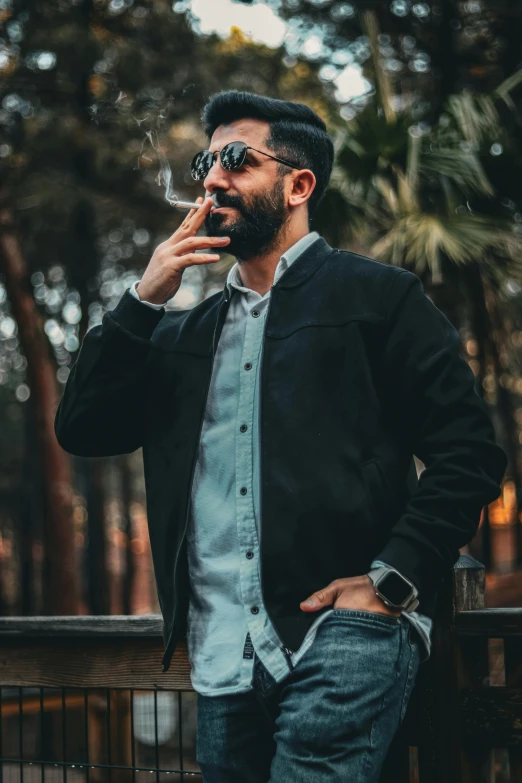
[130,232,432,696]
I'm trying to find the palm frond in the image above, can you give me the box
[446,91,502,146]
[371,214,522,283]
[419,145,495,196]
[493,67,522,113]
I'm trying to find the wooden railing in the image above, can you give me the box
[0,554,521,782]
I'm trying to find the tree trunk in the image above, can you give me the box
[19,396,39,614]
[65,0,108,614]
[0,188,78,613]
[85,458,110,615]
[425,260,464,332]
[70,199,110,615]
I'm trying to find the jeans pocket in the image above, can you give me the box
[331,607,401,626]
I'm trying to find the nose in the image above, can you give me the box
[203,156,230,195]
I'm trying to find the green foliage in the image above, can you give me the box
[332,78,522,288]
[0,0,337,391]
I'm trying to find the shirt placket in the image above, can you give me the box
[234,293,270,676]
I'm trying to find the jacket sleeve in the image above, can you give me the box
[374,269,508,602]
[54,289,165,457]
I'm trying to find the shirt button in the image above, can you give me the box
[240,487,247,495]
[244,362,252,370]
[240,424,248,432]
[246,551,254,559]
[252,310,260,318]
[251,606,259,614]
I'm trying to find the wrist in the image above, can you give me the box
[136,282,169,307]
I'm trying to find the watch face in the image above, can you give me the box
[378,572,412,605]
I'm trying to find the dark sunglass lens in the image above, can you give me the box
[221,142,247,171]
[191,151,213,180]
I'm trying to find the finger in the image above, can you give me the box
[179,196,204,229]
[300,585,334,610]
[173,196,213,245]
[187,195,214,231]
[177,252,222,269]
[175,235,230,256]
[185,195,204,221]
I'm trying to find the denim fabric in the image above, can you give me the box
[196,610,421,783]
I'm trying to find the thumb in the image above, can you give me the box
[300,584,336,612]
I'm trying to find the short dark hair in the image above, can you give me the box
[201,90,334,221]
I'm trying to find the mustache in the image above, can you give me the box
[211,194,244,212]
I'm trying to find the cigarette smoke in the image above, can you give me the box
[144,129,178,205]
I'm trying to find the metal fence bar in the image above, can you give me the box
[0,687,3,783]
[62,687,67,783]
[39,687,45,783]
[0,687,4,783]
[83,689,90,783]
[130,689,136,783]
[106,688,112,783]
[178,692,184,782]
[154,689,160,780]
[19,685,24,783]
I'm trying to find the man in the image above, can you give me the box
[55,90,507,782]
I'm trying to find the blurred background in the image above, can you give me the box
[0,0,521,620]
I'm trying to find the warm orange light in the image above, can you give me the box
[73,506,87,524]
[489,481,517,526]
[503,480,517,511]
[130,538,146,555]
[466,339,479,357]
[112,529,127,547]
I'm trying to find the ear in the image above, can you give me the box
[288,169,316,209]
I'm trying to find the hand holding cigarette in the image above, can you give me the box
[170,199,205,210]
[136,197,230,305]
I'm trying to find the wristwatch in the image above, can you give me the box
[367,565,419,613]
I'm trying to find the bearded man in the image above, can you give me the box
[55,90,507,783]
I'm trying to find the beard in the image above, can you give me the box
[204,177,289,261]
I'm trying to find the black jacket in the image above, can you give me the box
[54,236,508,672]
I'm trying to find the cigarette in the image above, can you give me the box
[169,199,204,210]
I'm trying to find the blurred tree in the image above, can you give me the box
[329,11,522,564]
[0,191,79,612]
[273,0,522,121]
[0,0,339,613]
[2,0,520,610]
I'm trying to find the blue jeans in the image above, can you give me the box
[196,609,422,782]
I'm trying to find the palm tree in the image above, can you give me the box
[329,10,522,567]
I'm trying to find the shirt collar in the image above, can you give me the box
[225,231,321,297]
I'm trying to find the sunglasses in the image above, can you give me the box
[190,140,302,181]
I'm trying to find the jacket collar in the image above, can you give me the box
[225,231,320,297]
[223,234,334,302]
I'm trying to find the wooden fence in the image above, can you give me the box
[0,554,521,782]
